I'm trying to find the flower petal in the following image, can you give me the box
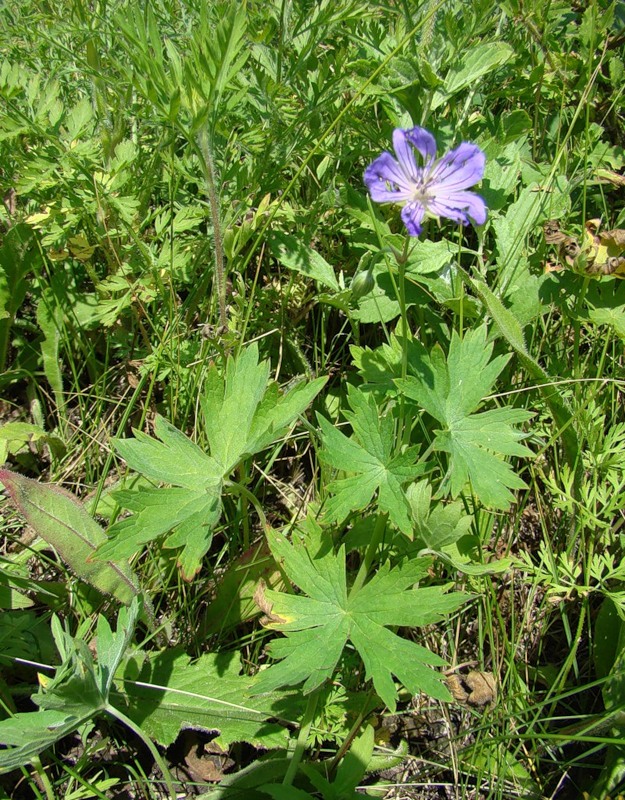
[364,152,414,202]
[392,128,420,182]
[428,143,485,191]
[404,127,437,163]
[428,190,487,226]
[364,126,487,237]
[401,201,426,236]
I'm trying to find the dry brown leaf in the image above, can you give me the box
[447,670,497,708]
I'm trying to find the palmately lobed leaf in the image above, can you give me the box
[97,486,221,569]
[435,419,530,509]
[113,416,220,489]
[0,601,140,774]
[201,344,327,473]
[246,375,328,456]
[252,525,468,710]
[396,325,533,509]
[318,387,423,533]
[444,327,511,420]
[348,561,464,627]
[260,536,348,629]
[349,622,449,706]
[407,480,473,550]
[256,620,351,695]
[201,343,272,473]
[107,343,326,579]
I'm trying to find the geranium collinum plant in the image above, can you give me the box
[361,125,488,433]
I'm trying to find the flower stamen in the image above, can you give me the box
[364,126,487,237]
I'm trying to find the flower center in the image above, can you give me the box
[412,183,431,206]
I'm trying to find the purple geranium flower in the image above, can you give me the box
[364,126,487,237]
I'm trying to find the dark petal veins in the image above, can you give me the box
[401,201,426,236]
[392,128,420,182]
[428,191,487,226]
[364,128,486,234]
[364,152,414,202]
[428,143,485,191]
[404,127,437,163]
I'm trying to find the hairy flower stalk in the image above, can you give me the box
[197,128,228,331]
[364,126,487,236]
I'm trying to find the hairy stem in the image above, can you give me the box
[197,128,227,332]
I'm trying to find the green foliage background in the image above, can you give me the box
[1,0,625,798]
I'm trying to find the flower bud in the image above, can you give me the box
[350,267,375,302]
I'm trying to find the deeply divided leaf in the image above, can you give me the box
[113,416,220,490]
[251,525,468,711]
[396,326,532,509]
[106,343,325,579]
[318,386,424,533]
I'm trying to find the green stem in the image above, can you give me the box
[548,601,587,698]
[396,239,410,381]
[31,754,55,800]
[283,690,319,786]
[226,480,268,531]
[237,463,251,551]
[350,512,388,598]
[572,276,590,379]
[387,238,411,449]
[197,128,227,332]
[455,231,464,337]
[327,686,375,776]
[105,704,177,800]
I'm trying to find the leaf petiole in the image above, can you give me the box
[349,512,388,597]
[104,703,177,800]
[282,689,320,786]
